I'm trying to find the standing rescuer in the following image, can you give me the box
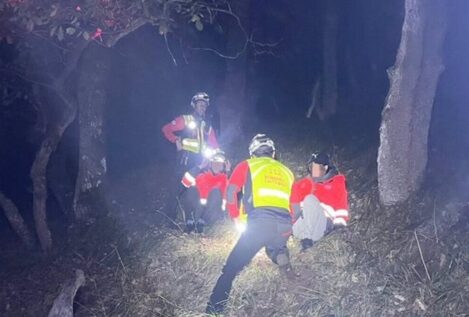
[206,134,295,315]
[162,92,219,171]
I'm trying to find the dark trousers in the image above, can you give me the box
[170,152,203,221]
[206,215,292,314]
[181,188,223,226]
[177,151,203,174]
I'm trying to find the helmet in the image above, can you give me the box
[307,152,330,172]
[210,149,226,163]
[191,92,210,108]
[249,134,275,157]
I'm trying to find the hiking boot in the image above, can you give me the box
[184,222,195,233]
[195,222,205,233]
[300,239,314,252]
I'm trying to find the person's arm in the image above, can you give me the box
[331,176,349,226]
[318,175,349,226]
[290,178,312,223]
[225,161,249,219]
[181,166,202,188]
[290,182,303,223]
[162,116,185,143]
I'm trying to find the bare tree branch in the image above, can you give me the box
[105,17,153,47]
[189,5,249,59]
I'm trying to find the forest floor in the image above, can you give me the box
[0,120,468,316]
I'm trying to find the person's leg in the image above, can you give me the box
[191,192,206,233]
[264,218,292,266]
[206,219,269,314]
[181,187,199,232]
[293,195,328,249]
[186,152,203,170]
[203,189,223,225]
[168,153,187,223]
[304,195,329,242]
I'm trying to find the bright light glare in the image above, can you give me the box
[203,147,216,158]
[235,222,246,233]
[187,121,197,129]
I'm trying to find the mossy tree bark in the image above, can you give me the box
[378,0,447,205]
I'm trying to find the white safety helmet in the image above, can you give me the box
[191,92,210,108]
[211,149,226,163]
[248,134,275,157]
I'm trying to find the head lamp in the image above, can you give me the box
[187,121,197,130]
[203,147,216,159]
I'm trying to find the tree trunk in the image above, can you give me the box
[47,132,77,219]
[378,0,447,205]
[317,0,339,121]
[217,0,250,145]
[48,269,85,317]
[73,44,111,219]
[26,38,89,252]
[0,191,35,248]
[31,119,74,251]
[31,130,63,252]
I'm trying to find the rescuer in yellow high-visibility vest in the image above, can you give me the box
[206,134,295,315]
[162,92,220,220]
[162,92,219,170]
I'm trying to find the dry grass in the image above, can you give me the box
[126,220,377,316]
[2,122,468,317]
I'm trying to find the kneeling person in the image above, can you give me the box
[291,152,350,251]
[206,134,295,315]
[180,150,229,233]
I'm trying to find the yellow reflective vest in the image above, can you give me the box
[246,157,294,211]
[181,115,208,153]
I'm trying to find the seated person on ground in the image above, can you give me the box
[290,152,350,251]
[180,150,230,233]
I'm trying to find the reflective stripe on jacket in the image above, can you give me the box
[290,174,349,224]
[181,166,227,205]
[247,157,294,211]
[161,114,218,152]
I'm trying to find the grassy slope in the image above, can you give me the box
[1,119,468,316]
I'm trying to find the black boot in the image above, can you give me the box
[184,221,195,233]
[300,239,314,251]
[195,221,205,233]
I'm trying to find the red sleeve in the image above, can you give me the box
[316,175,350,223]
[331,175,349,221]
[162,116,185,143]
[207,127,219,148]
[290,181,302,205]
[225,161,249,218]
[196,174,210,200]
[290,178,314,204]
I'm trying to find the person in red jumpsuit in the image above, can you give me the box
[162,92,219,171]
[180,150,229,233]
[290,152,350,251]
